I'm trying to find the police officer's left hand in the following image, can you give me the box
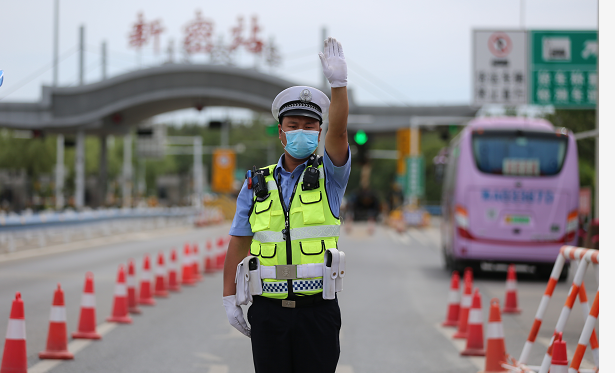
[223,295,251,337]
[319,37,347,88]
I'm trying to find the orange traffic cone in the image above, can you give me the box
[550,332,568,373]
[453,269,473,339]
[126,259,141,314]
[215,237,226,270]
[479,299,506,373]
[168,248,181,292]
[154,252,169,298]
[461,288,485,356]
[181,244,196,286]
[442,270,461,327]
[72,272,101,339]
[204,240,215,273]
[106,265,133,323]
[1,292,27,373]
[192,244,203,281]
[138,255,156,305]
[39,284,74,359]
[502,264,521,314]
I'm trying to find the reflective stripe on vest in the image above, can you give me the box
[248,159,340,299]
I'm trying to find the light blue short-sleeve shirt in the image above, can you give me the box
[229,146,351,236]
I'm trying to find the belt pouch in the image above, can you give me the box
[248,258,263,296]
[323,249,339,300]
[235,258,252,305]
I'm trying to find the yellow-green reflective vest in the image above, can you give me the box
[248,158,340,299]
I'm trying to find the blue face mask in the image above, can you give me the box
[282,129,320,159]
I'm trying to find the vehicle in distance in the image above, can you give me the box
[440,117,578,279]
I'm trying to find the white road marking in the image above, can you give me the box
[208,365,229,373]
[195,352,223,362]
[28,322,118,373]
[434,323,484,370]
[336,364,354,373]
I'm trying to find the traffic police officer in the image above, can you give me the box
[222,37,350,373]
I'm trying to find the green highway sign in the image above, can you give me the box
[405,156,425,199]
[266,124,279,136]
[529,30,597,108]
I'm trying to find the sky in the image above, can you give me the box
[0,0,599,124]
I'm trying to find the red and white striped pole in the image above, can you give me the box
[577,282,599,367]
[569,289,599,373]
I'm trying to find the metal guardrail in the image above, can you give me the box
[0,207,197,231]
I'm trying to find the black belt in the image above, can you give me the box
[254,294,330,308]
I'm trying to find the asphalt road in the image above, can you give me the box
[0,219,599,373]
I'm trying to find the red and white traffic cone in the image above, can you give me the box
[551,332,568,373]
[453,270,473,339]
[192,244,203,281]
[72,272,101,339]
[106,265,132,323]
[126,259,141,314]
[442,270,461,327]
[502,264,521,314]
[168,248,181,292]
[138,255,156,305]
[479,299,507,373]
[39,284,74,359]
[154,252,169,298]
[461,288,485,356]
[181,244,196,286]
[204,240,215,273]
[215,237,226,270]
[1,292,27,373]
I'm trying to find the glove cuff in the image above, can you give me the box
[330,79,347,88]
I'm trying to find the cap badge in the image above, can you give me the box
[299,89,312,103]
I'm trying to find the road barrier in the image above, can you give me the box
[502,264,521,314]
[0,292,27,373]
[569,290,599,373]
[72,272,101,340]
[126,260,142,314]
[442,270,460,327]
[461,288,485,356]
[39,284,73,359]
[512,246,599,373]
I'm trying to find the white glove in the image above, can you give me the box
[222,295,251,337]
[319,37,347,88]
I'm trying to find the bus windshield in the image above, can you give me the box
[471,130,568,176]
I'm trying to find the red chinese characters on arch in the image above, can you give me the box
[128,12,165,54]
[183,10,215,55]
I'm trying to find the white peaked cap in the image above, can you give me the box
[271,86,330,123]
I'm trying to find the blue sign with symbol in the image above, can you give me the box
[0,70,4,87]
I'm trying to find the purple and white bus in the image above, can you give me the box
[441,117,579,279]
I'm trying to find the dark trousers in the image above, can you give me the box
[247,295,341,373]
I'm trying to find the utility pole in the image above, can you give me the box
[193,136,203,208]
[123,133,132,207]
[79,25,85,85]
[52,0,59,87]
[55,135,64,210]
[101,40,107,80]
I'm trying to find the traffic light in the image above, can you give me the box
[353,130,370,165]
